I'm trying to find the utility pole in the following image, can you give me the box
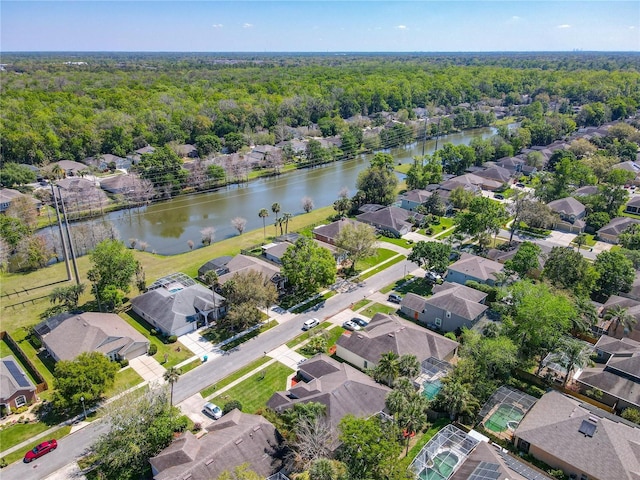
[51,183,72,282]
[434,118,442,153]
[421,116,428,158]
[57,186,81,285]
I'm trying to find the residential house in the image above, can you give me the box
[335,313,458,370]
[127,145,156,164]
[54,160,87,176]
[356,206,423,237]
[267,354,390,434]
[513,390,640,480]
[624,196,640,214]
[547,197,586,233]
[216,254,286,292]
[600,295,640,342]
[445,253,505,286]
[131,276,226,337]
[55,177,110,211]
[495,156,525,174]
[573,185,599,197]
[0,188,41,213]
[312,218,372,246]
[34,312,149,362]
[99,174,140,195]
[83,153,130,172]
[476,165,513,185]
[597,217,640,244]
[0,356,37,414]
[440,174,499,192]
[149,410,284,480]
[262,239,347,266]
[398,189,432,212]
[400,282,488,332]
[576,336,640,412]
[174,144,199,158]
[197,256,233,279]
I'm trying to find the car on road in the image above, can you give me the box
[388,293,402,304]
[24,439,57,463]
[203,402,223,419]
[351,317,368,328]
[302,318,320,330]
[342,320,361,331]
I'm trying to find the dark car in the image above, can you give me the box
[352,317,369,328]
[494,194,505,200]
[24,439,57,463]
[388,293,402,304]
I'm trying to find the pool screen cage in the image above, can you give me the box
[477,385,538,438]
[147,272,196,291]
[414,356,453,388]
[410,424,480,480]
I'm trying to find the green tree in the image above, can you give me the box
[0,163,36,187]
[397,354,420,378]
[559,337,591,385]
[504,242,541,279]
[454,196,507,250]
[603,305,638,337]
[448,186,474,210]
[135,145,188,193]
[281,237,336,297]
[217,465,262,480]
[195,134,221,157]
[435,378,480,421]
[88,387,188,480]
[355,155,398,205]
[87,240,138,311]
[221,270,278,331]
[53,351,119,411]
[309,458,348,480]
[271,202,281,235]
[0,216,30,248]
[621,407,640,425]
[593,250,635,299]
[48,283,86,312]
[337,415,404,480]
[543,246,598,296]
[618,224,640,250]
[371,351,400,387]
[163,367,181,405]
[335,222,377,273]
[408,241,452,274]
[225,132,245,153]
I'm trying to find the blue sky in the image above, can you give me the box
[2,1,639,52]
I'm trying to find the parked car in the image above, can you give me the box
[302,318,320,330]
[425,271,443,283]
[515,182,525,188]
[351,317,369,328]
[24,439,57,463]
[203,402,223,419]
[494,193,505,200]
[388,293,402,304]
[342,320,361,331]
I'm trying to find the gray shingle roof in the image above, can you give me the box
[426,282,488,321]
[595,336,640,357]
[37,312,148,361]
[313,218,370,243]
[598,217,640,238]
[476,166,512,183]
[547,197,586,216]
[573,185,599,196]
[578,367,640,409]
[266,354,390,433]
[400,189,433,204]
[216,255,281,285]
[150,410,283,480]
[336,313,458,364]
[356,206,423,234]
[447,253,504,282]
[514,391,640,480]
[0,355,36,400]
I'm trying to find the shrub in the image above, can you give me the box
[29,335,42,349]
[167,335,178,344]
[192,422,202,432]
[621,407,640,424]
[223,400,243,414]
[148,344,158,356]
[444,332,457,341]
[150,329,158,336]
[118,358,129,368]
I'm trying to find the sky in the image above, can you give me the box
[1,1,639,52]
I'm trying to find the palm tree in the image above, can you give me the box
[398,397,430,455]
[282,212,293,234]
[202,270,220,325]
[398,354,420,379]
[271,202,281,234]
[604,305,638,337]
[373,352,400,387]
[574,233,587,251]
[51,164,65,180]
[573,296,598,334]
[258,208,269,240]
[385,389,408,419]
[163,367,181,405]
[560,338,591,386]
[437,379,479,421]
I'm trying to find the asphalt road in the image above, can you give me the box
[3,257,417,479]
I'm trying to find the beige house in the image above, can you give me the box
[597,217,640,244]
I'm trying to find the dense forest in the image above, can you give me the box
[1,52,639,165]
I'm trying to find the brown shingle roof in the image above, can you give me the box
[547,197,586,216]
[447,253,504,282]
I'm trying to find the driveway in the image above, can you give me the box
[176,393,214,427]
[129,356,165,383]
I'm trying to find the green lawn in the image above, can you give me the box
[572,234,596,247]
[210,362,294,414]
[1,426,71,466]
[119,310,193,368]
[358,254,405,280]
[433,226,456,240]
[356,248,398,271]
[178,358,202,375]
[360,302,398,318]
[397,279,433,297]
[381,276,413,294]
[326,326,346,347]
[104,367,143,397]
[200,356,271,398]
[380,237,414,249]
[286,322,333,348]
[351,299,371,311]
[0,421,53,453]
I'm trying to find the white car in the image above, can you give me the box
[342,320,361,331]
[302,318,320,330]
[203,402,222,419]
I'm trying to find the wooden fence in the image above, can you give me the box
[0,331,48,393]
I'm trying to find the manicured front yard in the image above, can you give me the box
[286,322,332,348]
[200,356,271,399]
[360,302,398,318]
[351,299,371,311]
[358,254,405,280]
[104,367,143,397]
[1,426,71,465]
[381,276,414,294]
[118,310,193,368]
[210,362,294,414]
[380,237,414,249]
[356,248,398,271]
[0,421,53,452]
[397,278,433,297]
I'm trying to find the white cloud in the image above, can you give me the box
[212,24,223,28]
[557,24,571,29]
[395,25,408,30]
[630,26,636,30]
[243,23,254,28]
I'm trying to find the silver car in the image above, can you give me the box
[203,402,222,419]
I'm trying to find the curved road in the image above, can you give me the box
[1,257,418,480]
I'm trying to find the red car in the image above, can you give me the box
[24,439,57,462]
